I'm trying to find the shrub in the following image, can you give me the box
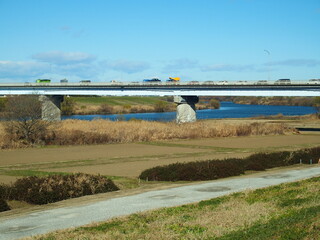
[0,183,11,199]
[139,146,320,181]
[140,159,245,181]
[9,173,119,205]
[209,99,220,109]
[99,103,114,114]
[244,151,291,171]
[153,101,170,112]
[61,97,76,115]
[0,198,10,212]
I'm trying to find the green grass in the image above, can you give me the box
[71,96,163,106]
[31,176,320,240]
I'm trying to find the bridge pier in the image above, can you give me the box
[174,96,199,123]
[39,95,63,121]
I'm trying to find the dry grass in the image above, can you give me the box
[50,120,290,145]
[27,197,275,240]
[0,120,292,148]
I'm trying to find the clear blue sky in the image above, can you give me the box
[0,0,319,83]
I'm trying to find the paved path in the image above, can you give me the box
[1,166,320,240]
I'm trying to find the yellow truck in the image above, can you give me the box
[167,77,180,82]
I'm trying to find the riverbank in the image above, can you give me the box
[62,101,318,122]
[62,96,318,116]
[62,96,217,115]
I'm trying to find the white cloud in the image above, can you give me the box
[0,60,50,78]
[32,51,96,65]
[0,59,99,82]
[103,60,150,74]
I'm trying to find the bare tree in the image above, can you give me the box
[4,95,51,145]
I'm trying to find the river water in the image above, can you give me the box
[62,102,317,122]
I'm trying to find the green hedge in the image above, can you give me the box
[139,147,320,181]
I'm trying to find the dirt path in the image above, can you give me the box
[1,133,319,184]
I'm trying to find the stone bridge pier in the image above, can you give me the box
[39,95,63,121]
[174,96,199,123]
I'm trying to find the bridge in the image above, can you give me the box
[1,82,319,123]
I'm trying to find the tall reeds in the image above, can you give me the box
[0,119,291,148]
[47,120,290,146]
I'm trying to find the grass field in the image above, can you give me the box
[66,96,176,115]
[71,96,163,106]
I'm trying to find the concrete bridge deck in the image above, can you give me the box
[1,83,320,96]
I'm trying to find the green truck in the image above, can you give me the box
[36,79,51,83]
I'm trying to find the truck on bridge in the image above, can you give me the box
[36,79,51,83]
[167,77,180,82]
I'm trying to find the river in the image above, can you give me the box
[62,102,317,122]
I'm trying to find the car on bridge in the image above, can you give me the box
[110,80,122,85]
[217,81,228,85]
[308,79,320,84]
[188,81,199,85]
[255,80,269,85]
[80,80,91,84]
[275,79,291,85]
[235,81,248,85]
[202,81,215,85]
[143,78,161,82]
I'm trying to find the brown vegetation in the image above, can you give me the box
[215,96,317,107]
[0,119,292,149]
[2,96,52,146]
[0,198,10,212]
[0,173,119,208]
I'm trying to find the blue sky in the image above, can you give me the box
[0,0,319,83]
